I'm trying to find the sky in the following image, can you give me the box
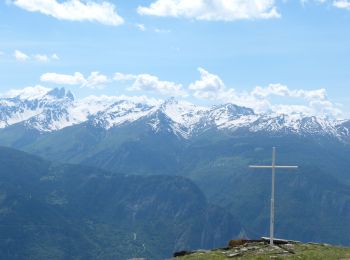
[0,0,350,119]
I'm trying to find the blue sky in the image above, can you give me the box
[0,0,350,118]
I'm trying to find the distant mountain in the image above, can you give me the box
[1,87,350,246]
[0,146,242,259]
[0,86,75,131]
[0,86,349,141]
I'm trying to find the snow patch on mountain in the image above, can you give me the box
[0,87,349,141]
[206,104,256,129]
[156,98,208,137]
[248,113,340,137]
[0,87,76,131]
[92,100,156,129]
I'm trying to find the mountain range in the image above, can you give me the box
[0,86,349,141]
[1,86,350,250]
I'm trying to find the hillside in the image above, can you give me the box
[0,146,242,260]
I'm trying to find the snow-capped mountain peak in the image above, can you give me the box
[92,100,156,129]
[0,87,75,130]
[46,87,74,101]
[159,98,208,126]
[0,87,349,142]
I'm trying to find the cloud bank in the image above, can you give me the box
[187,68,342,119]
[39,68,343,119]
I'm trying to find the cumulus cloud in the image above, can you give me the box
[249,84,342,118]
[41,72,109,89]
[14,50,29,61]
[114,72,187,97]
[12,0,124,26]
[189,68,225,99]
[188,68,342,119]
[137,0,280,21]
[39,68,344,118]
[251,83,327,101]
[86,72,109,88]
[41,72,86,85]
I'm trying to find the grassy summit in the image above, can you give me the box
[174,240,350,259]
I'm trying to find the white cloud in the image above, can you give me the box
[1,85,50,100]
[34,54,49,62]
[251,83,327,101]
[114,73,136,81]
[301,0,350,9]
[333,0,350,9]
[41,71,109,89]
[41,72,86,85]
[14,50,29,61]
[154,27,171,33]
[13,50,59,62]
[308,99,343,118]
[137,0,281,21]
[189,68,225,99]
[301,0,327,5]
[114,72,187,97]
[51,53,60,60]
[86,72,109,88]
[187,68,342,118]
[12,0,124,26]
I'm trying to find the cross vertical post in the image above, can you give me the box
[249,147,298,246]
[270,147,276,246]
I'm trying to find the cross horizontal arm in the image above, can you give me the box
[249,165,298,169]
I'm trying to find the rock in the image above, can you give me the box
[173,250,193,257]
[227,252,243,257]
[228,239,263,248]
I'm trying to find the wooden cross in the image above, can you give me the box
[249,147,298,245]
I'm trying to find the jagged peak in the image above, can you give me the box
[46,87,74,101]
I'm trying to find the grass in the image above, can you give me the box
[175,242,350,260]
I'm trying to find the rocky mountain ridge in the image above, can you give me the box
[1,86,349,142]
